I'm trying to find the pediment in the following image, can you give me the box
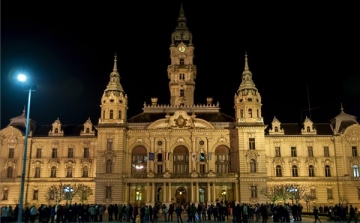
[147,111,215,129]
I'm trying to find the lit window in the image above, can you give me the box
[353,165,359,178]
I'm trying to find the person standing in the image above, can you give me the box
[313,206,321,223]
[347,205,357,223]
[175,204,183,223]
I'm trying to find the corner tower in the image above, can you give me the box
[168,4,197,106]
[234,53,263,125]
[98,54,128,126]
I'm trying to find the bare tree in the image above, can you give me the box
[292,184,308,204]
[44,183,66,205]
[302,193,312,212]
[259,185,281,204]
[73,183,93,204]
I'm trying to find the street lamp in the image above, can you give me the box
[17,73,36,223]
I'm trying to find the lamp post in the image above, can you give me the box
[17,74,36,223]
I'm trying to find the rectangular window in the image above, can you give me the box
[157,164,163,174]
[33,190,39,200]
[275,147,281,157]
[308,147,314,157]
[105,186,112,199]
[327,188,333,199]
[8,148,14,158]
[291,147,297,157]
[36,148,42,158]
[107,139,113,150]
[83,148,90,158]
[324,146,330,157]
[310,189,316,199]
[250,186,258,198]
[157,153,163,162]
[34,167,41,178]
[52,148,57,158]
[352,146,358,157]
[199,153,205,162]
[68,148,74,158]
[249,138,256,150]
[200,164,206,174]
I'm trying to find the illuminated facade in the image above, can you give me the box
[1,4,360,208]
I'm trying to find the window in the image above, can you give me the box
[106,160,112,173]
[308,165,315,177]
[7,167,13,178]
[199,153,205,162]
[34,167,41,178]
[352,146,358,157]
[110,109,114,119]
[173,147,189,175]
[33,190,39,200]
[84,148,90,158]
[118,110,122,119]
[353,165,359,178]
[199,188,205,203]
[2,190,9,200]
[107,139,113,150]
[276,165,282,177]
[250,159,257,173]
[275,147,281,157]
[292,165,298,177]
[180,89,184,97]
[240,109,243,118]
[157,164,163,174]
[291,147,297,157]
[50,167,56,178]
[136,191,142,201]
[250,186,257,198]
[249,138,255,150]
[215,147,230,173]
[310,188,316,199]
[36,148,42,158]
[324,146,330,157]
[307,126,311,132]
[248,108,253,118]
[308,147,314,157]
[274,127,279,132]
[180,73,185,80]
[83,166,89,177]
[157,153,163,162]
[52,148,58,158]
[8,148,14,158]
[68,148,74,158]
[327,188,333,199]
[180,58,184,65]
[200,164,206,174]
[132,154,147,173]
[66,166,73,177]
[325,165,331,177]
[86,128,90,133]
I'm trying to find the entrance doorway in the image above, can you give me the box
[175,187,186,205]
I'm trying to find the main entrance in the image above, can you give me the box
[175,187,187,205]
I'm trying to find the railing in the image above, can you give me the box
[122,172,238,178]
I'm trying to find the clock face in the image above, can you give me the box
[178,46,186,52]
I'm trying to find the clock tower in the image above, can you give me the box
[168,4,197,106]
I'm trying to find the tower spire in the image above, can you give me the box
[113,52,118,72]
[244,51,249,71]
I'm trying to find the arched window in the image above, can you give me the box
[248,108,253,118]
[250,159,257,173]
[66,166,73,177]
[132,146,147,174]
[86,128,90,133]
[275,127,279,132]
[119,110,122,119]
[50,166,56,178]
[173,146,189,175]
[7,167,13,178]
[276,165,282,177]
[106,160,112,173]
[110,110,114,119]
[55,128,59,133]
[325,165,331,177]
[308,165,315,177]
[240,109,243,118]
[292,165,298,177]
[215,146,231,173]
[34,167,41,178]
[307,126,311,132]
[83,166,89,177]
[353,164,359,178]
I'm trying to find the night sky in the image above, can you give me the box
[1,1,360,129]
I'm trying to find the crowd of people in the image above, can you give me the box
[1,201,358,223]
